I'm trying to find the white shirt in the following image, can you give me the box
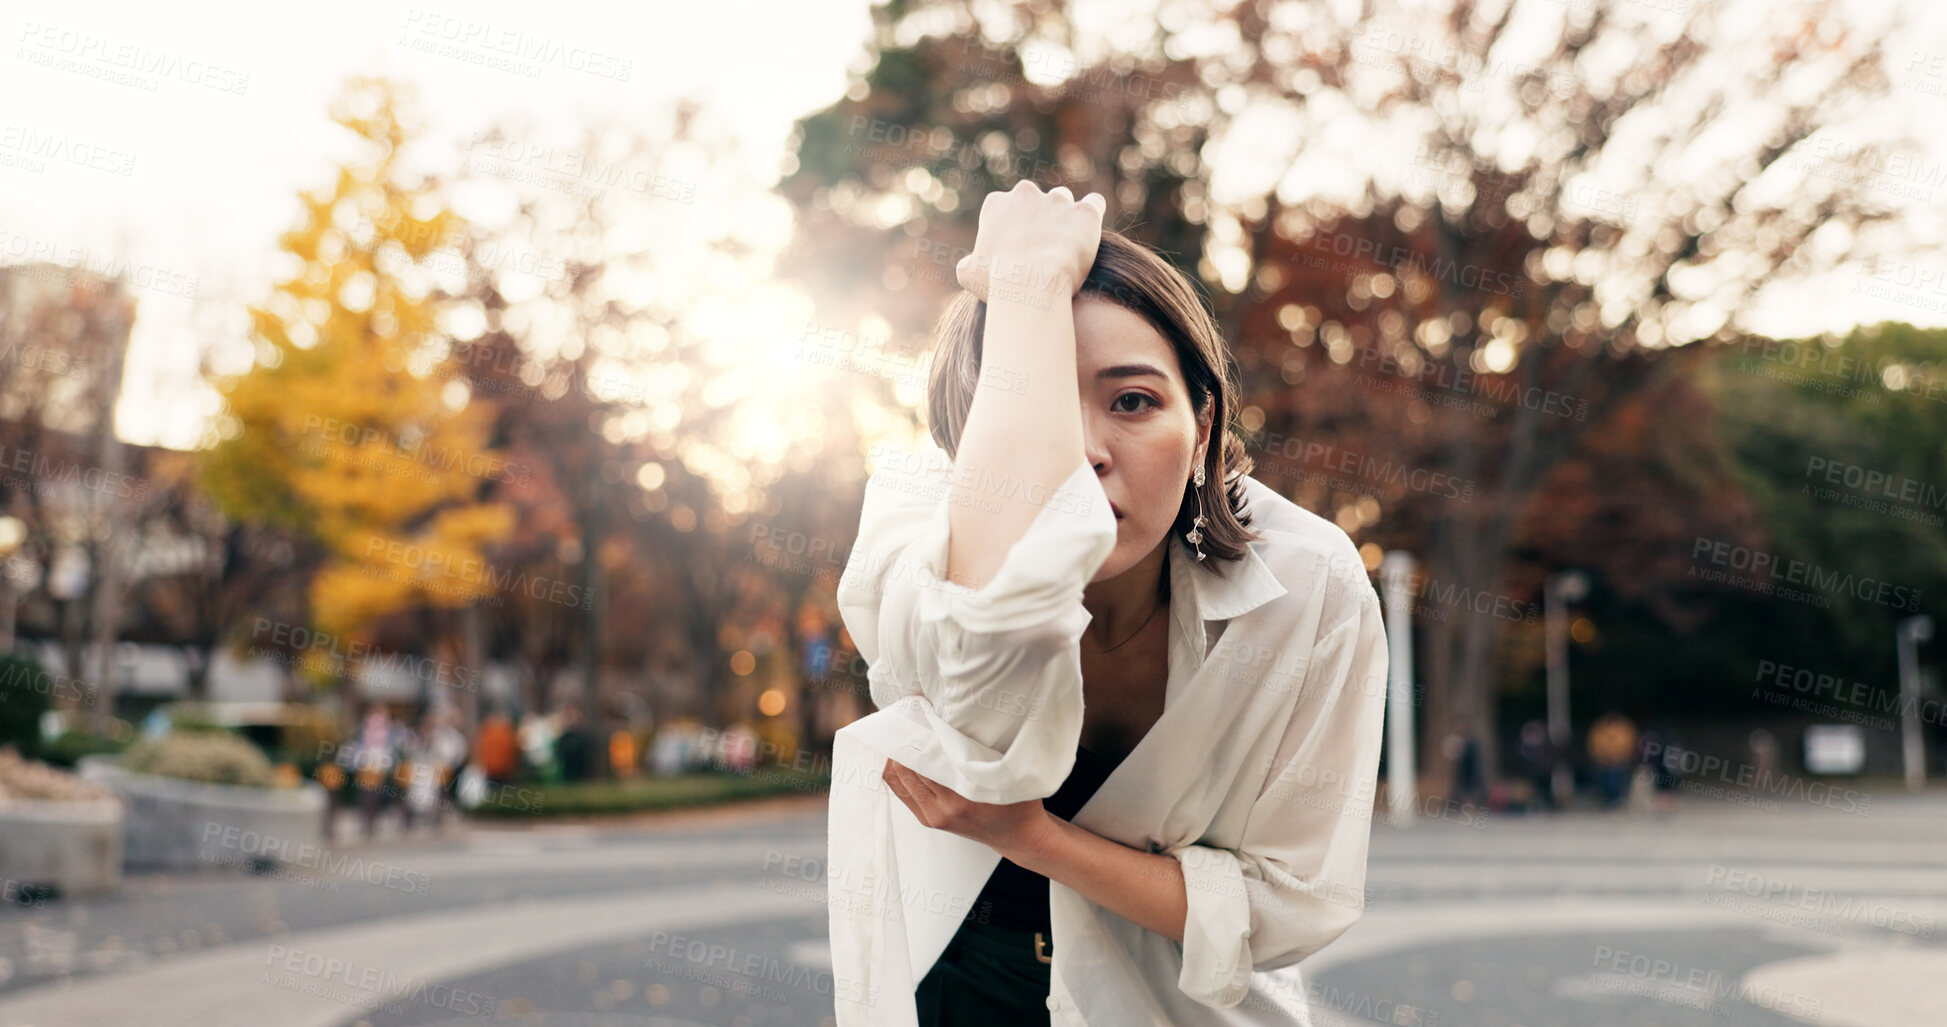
[827,449,1389,1026]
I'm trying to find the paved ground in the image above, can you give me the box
[1,786,1943,1026]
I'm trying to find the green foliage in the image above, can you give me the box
[120,730,286,789]
[37,729,130,769]
[0,653,51,760]
[467,768,828,818]
[1707,322,1947,677]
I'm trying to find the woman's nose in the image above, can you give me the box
[1082,415,1109,471]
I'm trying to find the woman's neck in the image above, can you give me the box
[1081,537,1170,651]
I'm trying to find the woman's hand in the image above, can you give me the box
[955,180,1107,305]
[881,758,1052,862]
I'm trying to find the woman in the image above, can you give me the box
[827,181,1390,1026]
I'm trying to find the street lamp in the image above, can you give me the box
[1380,551,1418,827]
[1898,615,1934,794]
[1544,569,1590,809]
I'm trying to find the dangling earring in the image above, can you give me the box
[1187,465,1207,562]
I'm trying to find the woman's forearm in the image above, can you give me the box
[1000,811,1189,944]
[945,280,1088,590]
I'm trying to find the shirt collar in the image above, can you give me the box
[1170,474,1288,624]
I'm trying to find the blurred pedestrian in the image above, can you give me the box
[1517,719,1554,812]
[519,710,559,781]
[474,709,519,784]
[1442,719,1485,809]
[609,727,638,779]
[1749,728,1780,782]
[554,701,593,782]
[350,703,408,840]
[406,707,467,832]
[1586,711,1638,809]
[648,720,698,777]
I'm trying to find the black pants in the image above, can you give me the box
[915,919,1052,1025]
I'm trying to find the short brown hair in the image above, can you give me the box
[924,229,1261,566]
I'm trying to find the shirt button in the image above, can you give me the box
[1045,996,1062,1012]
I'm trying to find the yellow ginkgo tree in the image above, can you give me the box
[200,76,515,654]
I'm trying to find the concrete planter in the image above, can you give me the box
[77,756,328,872]
[0,797,124,896]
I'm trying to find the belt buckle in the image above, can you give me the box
[1034,931,1053,965]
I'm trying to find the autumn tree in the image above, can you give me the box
[199,77,514,708]
[782,0,1918,785]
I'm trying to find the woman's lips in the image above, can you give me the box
[1110,502,1124,519]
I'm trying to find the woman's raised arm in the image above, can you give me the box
[943,181,1106,591]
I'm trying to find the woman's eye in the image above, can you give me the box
[1114,393,1156,413]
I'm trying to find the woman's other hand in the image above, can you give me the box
[955,181,1107,305]
[881,758,1053,862]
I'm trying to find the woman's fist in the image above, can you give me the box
[955,181,1107,305]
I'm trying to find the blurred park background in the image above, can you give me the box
[2,0,1945,1024]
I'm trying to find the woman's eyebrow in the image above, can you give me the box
[1094,363,1169,382]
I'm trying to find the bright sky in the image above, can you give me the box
[4,0,1942,450]
[2,0,872,449]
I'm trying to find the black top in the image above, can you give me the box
[966,743,1121,932]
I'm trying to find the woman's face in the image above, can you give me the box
[1071,293,1211,583]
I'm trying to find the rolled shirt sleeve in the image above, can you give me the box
[827,451,1122,1025]
[833,451,1119,803]
[1167,574,1390,1008]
